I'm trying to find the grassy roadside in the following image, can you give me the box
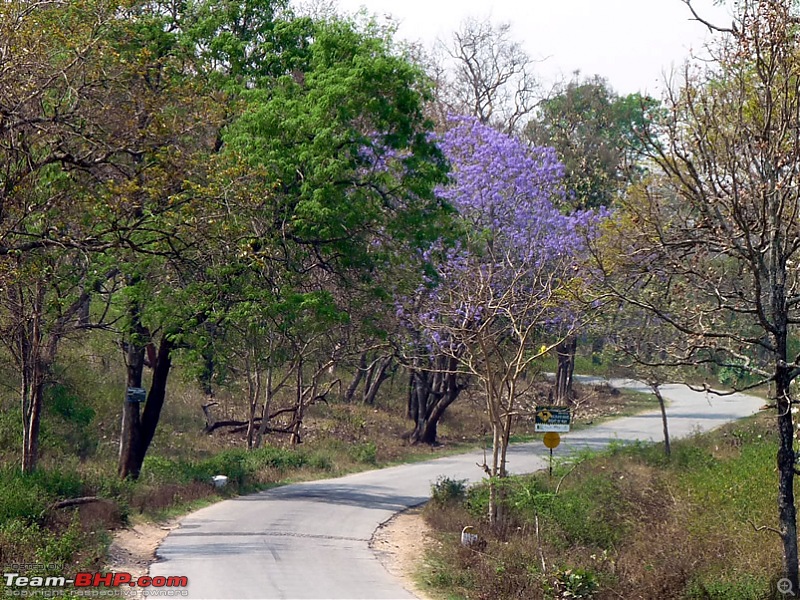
[418,410,787,600]
[0,403,477,576]
[0,378,653,595]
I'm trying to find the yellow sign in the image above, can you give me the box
[543,432,561,449]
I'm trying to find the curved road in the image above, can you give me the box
[150,379,763,599]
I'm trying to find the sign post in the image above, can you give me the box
[536,406,571,479]
[534,406,571,433]
[543,432,561,477]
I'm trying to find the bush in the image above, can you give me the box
[246,446,307,471]
[684,575,770,600]
[140,446,311,490]
[349,442,377,465]
[41,384,98,459]
[431,476,468,507]
[551,567,598,599]
[0,468,84,523]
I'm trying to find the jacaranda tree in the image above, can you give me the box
[401,116,601,521]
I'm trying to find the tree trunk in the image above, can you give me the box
[363,356,392,405]
[16,282,47,473]
[652,384,670,457]
[488,423,501,524]
[554,335,577,405]
[137,337,174,463]
[290,360,304,446]
[407,356,463,445]
[21,370,45,473]
[344,352,367,403]
[245,351,261,450]
[254,364,276,450]
[118,337,145,479]
[119,335,174,479]
[776,363,798,590]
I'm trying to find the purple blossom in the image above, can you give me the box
[401,115,606,353]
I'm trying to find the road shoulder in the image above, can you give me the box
[371,505,434,600]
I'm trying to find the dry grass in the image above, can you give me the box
[421,411,787,600]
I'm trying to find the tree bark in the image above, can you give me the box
[344,352,367,403]
[363,356,392,405]
[117,337,145,479]
[21,369,45,473]
[776,363,798,590]
[118,333,174,479]
[651,384,670,457]
[553,335,577,405]
[407,356,463,445]
[137,336,174,465]
[17,282,53,473]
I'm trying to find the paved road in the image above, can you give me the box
[150,379,764,599]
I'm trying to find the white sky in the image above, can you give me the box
[328,0,734,96]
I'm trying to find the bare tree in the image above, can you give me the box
[435,18,540,133]
[593,0,800,587]
[420,247,578,523]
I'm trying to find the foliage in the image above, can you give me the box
[0,468,84,523]
[430,476,468,507]
[550,568,599,599]
[525,75,658,210]
[401,115,603,518]
[423,413,782,599]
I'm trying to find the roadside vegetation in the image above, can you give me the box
[0,334,647,592]
[5,0,800,593]
[420,410,785,600]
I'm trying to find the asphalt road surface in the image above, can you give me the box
[150,379,764,599]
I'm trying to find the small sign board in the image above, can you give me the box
[543,432,561,449]
[126,387,147,403]
[534,405,571,432]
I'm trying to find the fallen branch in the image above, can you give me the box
[48,496,114,511]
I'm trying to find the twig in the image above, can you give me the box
[554,460,581,495]
[749,519,781,537]
[683,0,738,35]
[534,511,547,573]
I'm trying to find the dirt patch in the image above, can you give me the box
[372,506,435,600]
[105,519,177,597]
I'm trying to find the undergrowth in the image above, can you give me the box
[421,411,788,600]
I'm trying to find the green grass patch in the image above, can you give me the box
[422,411,787,599]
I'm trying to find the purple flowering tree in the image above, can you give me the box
[404,116,600,522]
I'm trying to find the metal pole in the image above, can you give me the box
[549,448,553,478]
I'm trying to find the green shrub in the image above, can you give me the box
[431,476,468,507]
[684,575,770,599]
[305,451,334,471]
[35,516,83,565]
[0,408,22,459]
[41,384,98,459]
[551,567,598,599]
[0,468,84,523]
[349,442,377,465]
[47,384,94,426]
[247,446,307,471]
[140,446,311,491]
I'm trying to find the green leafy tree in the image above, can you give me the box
[0,0,221,472]
[525,75,658,403]
[525,74,657,211]
[115,11,451,476]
